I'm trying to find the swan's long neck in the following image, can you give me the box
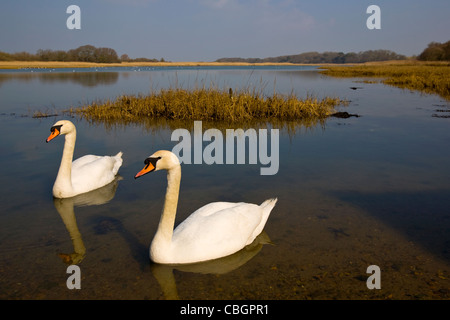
[54,131,76,194]
[153,165,181,247]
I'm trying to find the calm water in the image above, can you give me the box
[0,66,449,300]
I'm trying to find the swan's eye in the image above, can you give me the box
[144,156,161,168]
[50,124,63,133]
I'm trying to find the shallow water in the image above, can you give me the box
[0,66,449,300]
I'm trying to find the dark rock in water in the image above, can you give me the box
[331,111,360,118]
[350,87,363,90]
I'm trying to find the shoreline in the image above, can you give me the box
[0,60,317,69]
[0,59,439,70]
[320,61,450,100]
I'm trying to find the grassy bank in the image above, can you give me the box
[66,86,347,128]
[0,60,302,69]
[320,61,450,100]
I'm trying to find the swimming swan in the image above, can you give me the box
[134,150,277,264]
[46,120,123,198]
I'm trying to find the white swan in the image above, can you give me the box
[134,150,277,264]
[46,120,123,198]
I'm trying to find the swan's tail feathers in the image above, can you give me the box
[260,197,277,224]
[113,151,124,175]
[248,198,277,245]
[260,198,278,213]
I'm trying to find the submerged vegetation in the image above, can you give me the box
[67,86,347,129]
[320,61,450,100]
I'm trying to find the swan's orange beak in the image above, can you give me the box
[46,127,60,143]
[134,163,155,179]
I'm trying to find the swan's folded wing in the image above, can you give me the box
[71,155,102,170]
[188,201,246,218]
[171,203,264,261]
[71,155,121,194]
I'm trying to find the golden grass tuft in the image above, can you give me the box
[67,86,347,129]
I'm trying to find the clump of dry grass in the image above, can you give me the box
[32,110,59,118]
[67,86,347,127]
[320,61,450,100]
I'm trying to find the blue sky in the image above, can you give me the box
[1,0,449,61]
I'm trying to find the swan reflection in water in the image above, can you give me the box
[52,176,122,265]
[151,231,273,300]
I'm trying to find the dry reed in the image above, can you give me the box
[320,61,450,100]
[68,86,347,128]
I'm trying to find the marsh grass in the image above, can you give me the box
[32,111,59,118]
[0,61,298,69]
[320,61,450,100]
[67,86,347,129]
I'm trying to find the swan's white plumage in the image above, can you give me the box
[69,154,123,196]
[47,120,123,198]
[170,200,276,262]
[135,150,276,264]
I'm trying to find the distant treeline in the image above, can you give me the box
[418,41,450,61]
[2,41,448,64]
[216,50,407,64]
[0,45,164,63]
